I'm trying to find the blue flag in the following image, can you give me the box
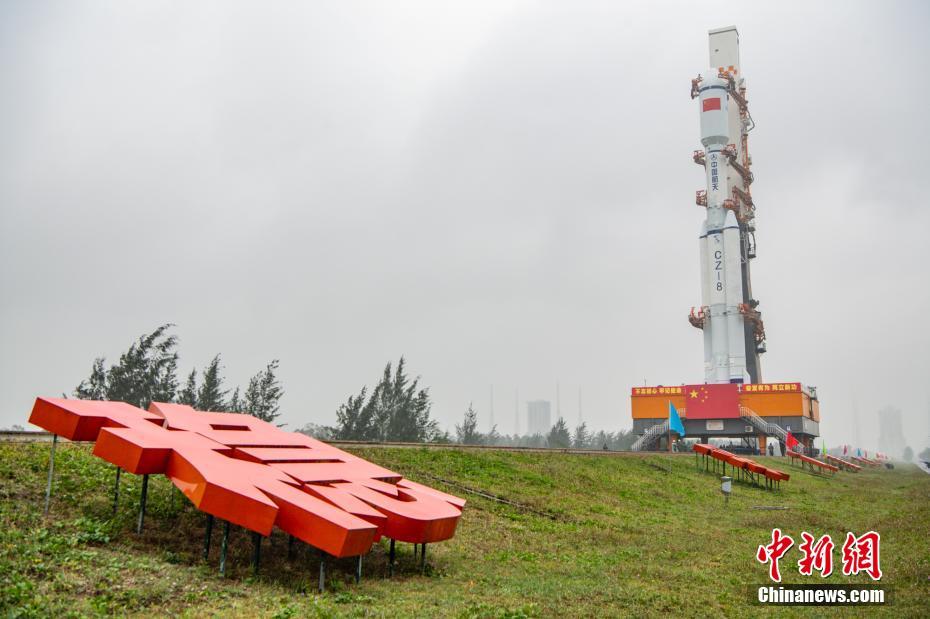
[669,401,685,437]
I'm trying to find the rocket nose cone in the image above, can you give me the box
[724,209,738,227]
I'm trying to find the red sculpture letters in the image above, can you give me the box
[29,397,464,557]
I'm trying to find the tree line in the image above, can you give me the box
[73,324,284,424]
[68,325,638,449]
[317,367,635,449]
[450,404,636,450]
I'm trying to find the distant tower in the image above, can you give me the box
[527,400,552,436]
[926,397,930,452]
[853,398,861,447]
[578,387,583,427]
[877,407,906,458]
[489,384,495,433]
[556,382,561,420]
[514,388,520,436]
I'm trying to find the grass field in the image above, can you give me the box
[1,441,928,617]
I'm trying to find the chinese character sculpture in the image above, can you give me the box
[29,397,464,558]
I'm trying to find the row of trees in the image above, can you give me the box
[67,329,646,449]
[325,368,636,448]
[73,324,284,423]
[451,405,636,450]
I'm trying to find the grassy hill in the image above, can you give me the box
[1,442,927,617]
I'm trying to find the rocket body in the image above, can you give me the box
[697,74,747,384]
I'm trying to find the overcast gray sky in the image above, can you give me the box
[1,0,928,453]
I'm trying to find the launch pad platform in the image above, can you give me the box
[630,382,820,452]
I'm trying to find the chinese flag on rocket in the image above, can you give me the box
[702,97,721,112]
[684,384,740,419]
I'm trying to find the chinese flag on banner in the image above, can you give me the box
[683,384,740,419]
[786,432,799,452]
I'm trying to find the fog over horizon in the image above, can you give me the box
[1,1,928,454]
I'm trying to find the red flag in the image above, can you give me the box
[786,432,799,452]
[702,97,721,112]
[684,383,740,419]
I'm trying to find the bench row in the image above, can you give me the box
[693,443,790,482]
[824,453,861,472]
[786,449,839,474]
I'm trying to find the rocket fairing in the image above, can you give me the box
[695,29,752,385]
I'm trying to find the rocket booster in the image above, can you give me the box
[697,74,747,384]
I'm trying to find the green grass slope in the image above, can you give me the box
[1,442,927,617]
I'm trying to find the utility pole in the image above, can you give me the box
[853,396,861,449]
[578,387,583,427]
[489,384,495,433]
[514,388,520,436]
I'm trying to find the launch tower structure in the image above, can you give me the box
[689,26,765,385]
[630,27,820,454]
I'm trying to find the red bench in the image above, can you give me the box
[825,454,861,472]
[787,450,839,475]
[693,443,715,456]
[692,443,789,490]
[764,469,791,482]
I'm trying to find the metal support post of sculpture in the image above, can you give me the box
[44,434,57,516]
[113,467,121,515]
[136,474,149,534]
[389,538,396,577]
[252,531,262,575]
[203,514,214,560]
[220,520,230,576]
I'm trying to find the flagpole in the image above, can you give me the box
[668,423,672,473]
[667,402,673,472]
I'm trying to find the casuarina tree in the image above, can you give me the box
[243,360,284,423]
[455,403,483,445]
[74,326,285,420]
[573,422,591,449]
[196,355,228,412]
[547,417,572,449]
[73,324,179,409]
[177,369,198,406]
[331,357,440,442]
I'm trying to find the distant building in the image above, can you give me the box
[526,400,551,436]
[877,406,906,458]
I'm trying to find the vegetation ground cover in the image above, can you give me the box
[1,442,927,617]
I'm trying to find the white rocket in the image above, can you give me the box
[693,27,760,385]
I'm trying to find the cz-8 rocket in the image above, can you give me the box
[689,27,766,384]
